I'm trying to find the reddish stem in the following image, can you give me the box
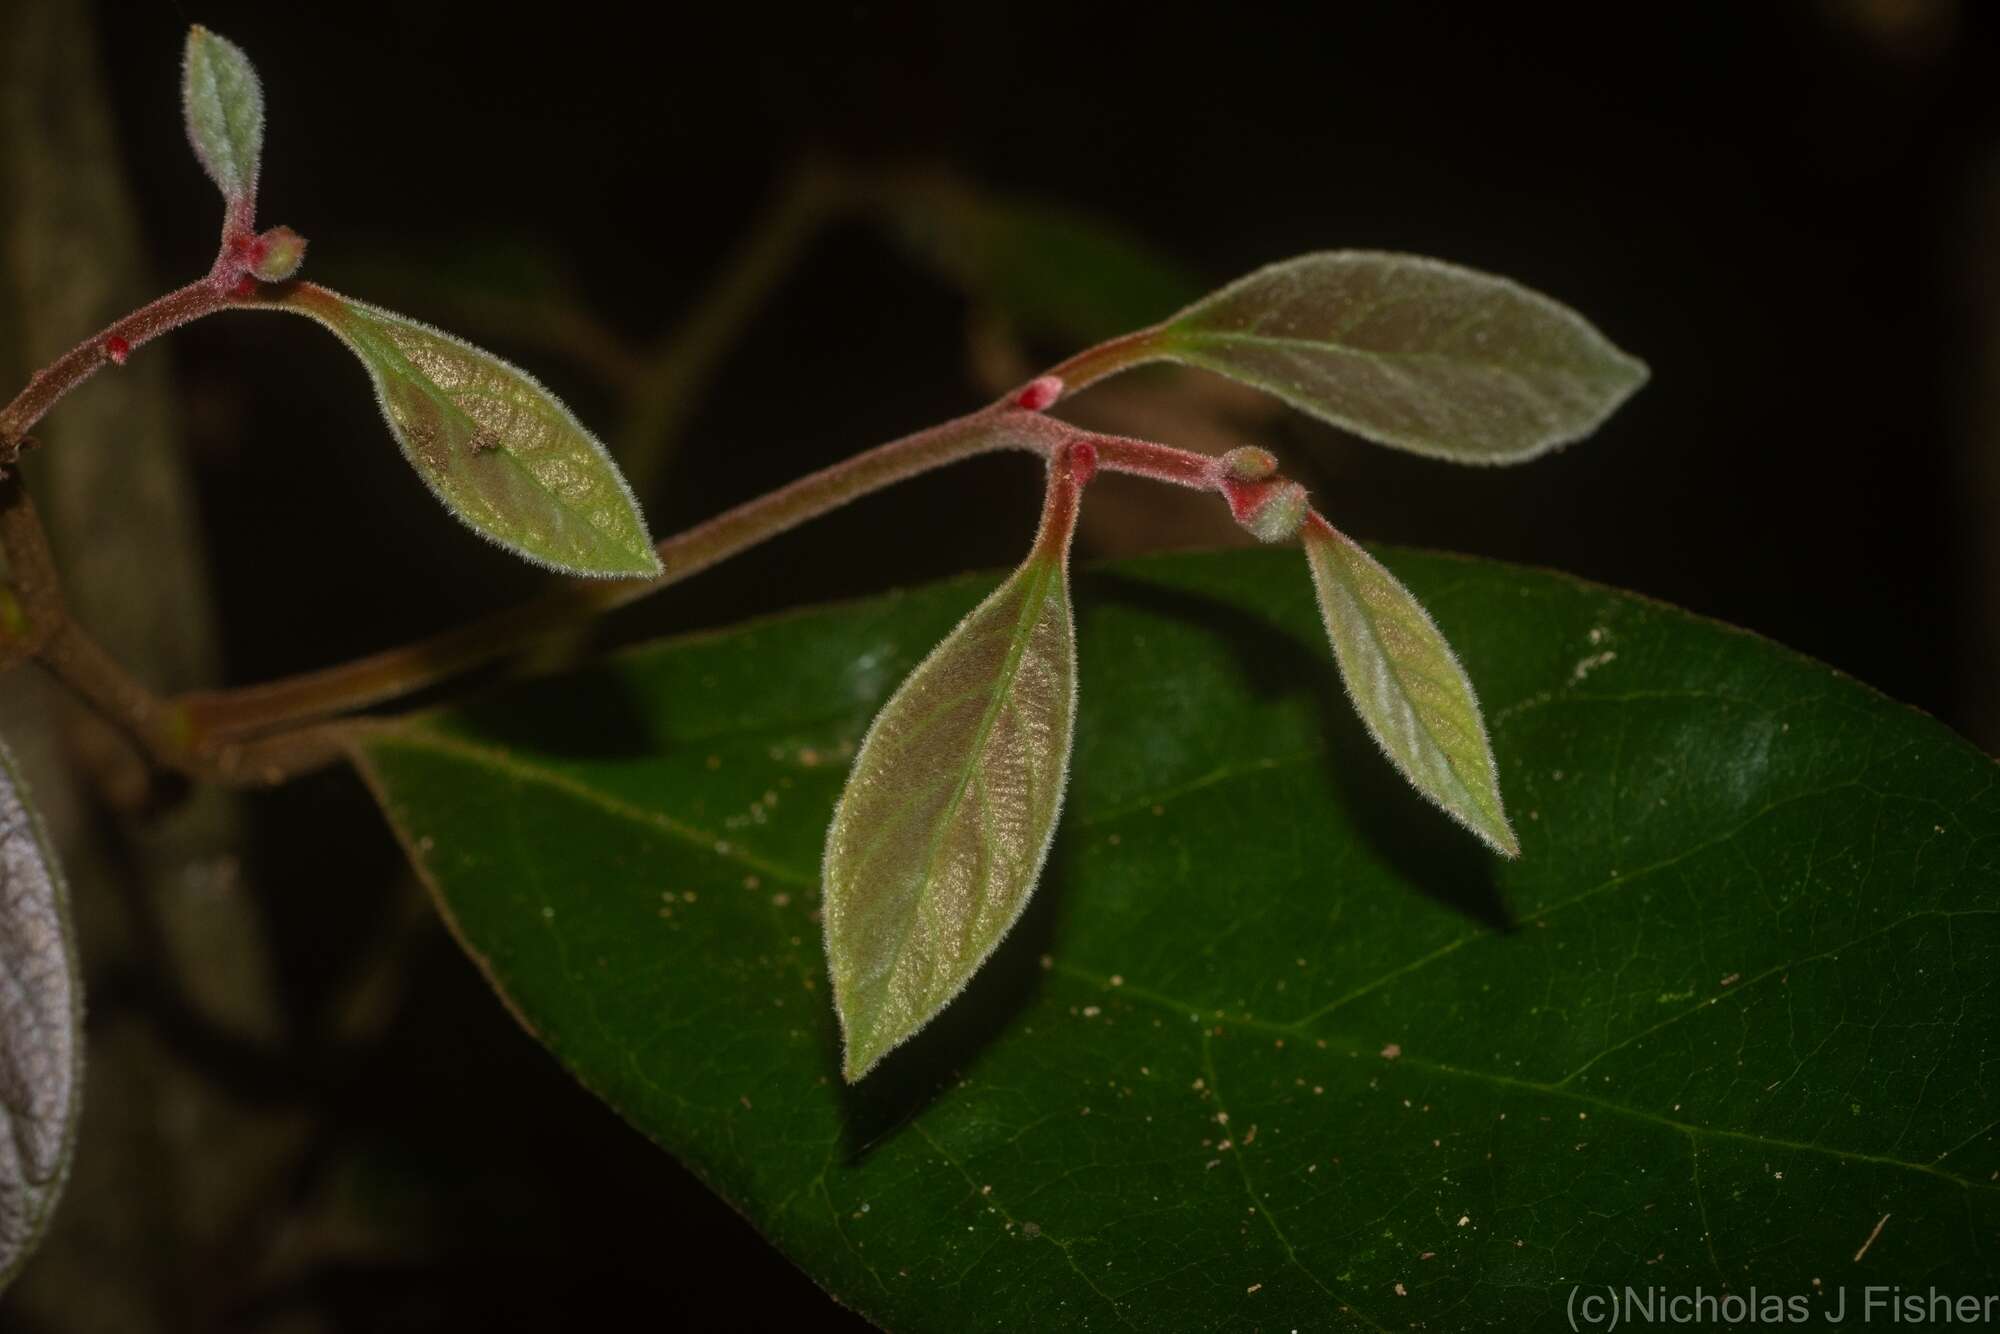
[1075,430,1219,489]
[173,410,1285,742]
[0,278,235,456]
[1038,328,1165,401]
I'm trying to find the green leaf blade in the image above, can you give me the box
[0,739,83,1293]
[1304,520,1515,855]
[1154,251,1648,463]
[824,553,1077,1081]
[181,27,264,214]
[283,289,660,578]
[355,548,2000,1329]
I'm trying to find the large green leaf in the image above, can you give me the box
[355,547,2000,1330]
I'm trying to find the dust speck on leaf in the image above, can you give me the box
[1570,649,1616,683]
[1381,1042,1402,1060]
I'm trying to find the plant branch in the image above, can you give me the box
[0,475,63,664]
[174,405,1289,747]
[175,405,1067,740]
[1041,329,1167,402]
[1,279,1287,788]
[0,278,230,460]
[1,473,345,783]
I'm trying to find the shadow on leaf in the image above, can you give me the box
[1079,567,1512,933]
[442,662,662,760]
[834,843,1063,1164]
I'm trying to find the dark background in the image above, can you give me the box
[9,1,1997,1328]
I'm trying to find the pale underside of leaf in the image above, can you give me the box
[0,740,82,1291]
[1154,250,1649,464]
[823,557,1076,1080]
[181,27,263,208]
[1305,523,1516,855]
[283,293,660,578]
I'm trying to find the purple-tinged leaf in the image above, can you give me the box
[0,739,81,1292]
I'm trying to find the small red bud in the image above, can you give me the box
[230,274,257,300]
[103,335,131,366]
[1067,439,1098,487]
[1015,376,1064,412]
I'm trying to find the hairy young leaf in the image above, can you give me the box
[1304,519,1515,855]
[181,27,263,214]
[0,740,82,1292]
[1147,251,1648,463]
[278,287,660,578]
[823,485,1080,1081]
[355,549,2000,1331]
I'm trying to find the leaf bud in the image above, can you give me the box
[1232,479,1308,544]
[1014,376,1064,412]
[248,225,307,282]
[1220,446,1278,481]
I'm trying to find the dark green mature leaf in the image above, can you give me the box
[356,548,2000,1331]
[275,286,660,578]
[181,27,263,214]
[0,738,82,1291]
[1144,252,1649,464]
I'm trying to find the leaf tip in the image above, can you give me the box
[1483,818,1522,861]
[836,1011,891,1083]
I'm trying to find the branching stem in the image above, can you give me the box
[0,279,234,462]
[1,290,1295,788]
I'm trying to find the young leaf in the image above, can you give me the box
[1147,251,1648,464]
[276,286,660,578]
[822,456,1085,1081]
[181,26,264,216]
[1303,518,1516,855]
[0,739,83,1292]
